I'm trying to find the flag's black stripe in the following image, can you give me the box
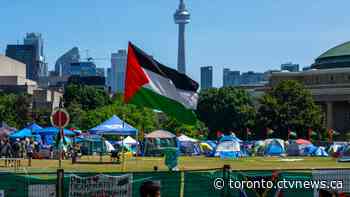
[130,42,199,92]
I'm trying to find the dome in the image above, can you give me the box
[312,41,350,69]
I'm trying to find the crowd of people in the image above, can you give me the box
[0,138,35,159]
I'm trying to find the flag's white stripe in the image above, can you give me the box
[142,68,198,109]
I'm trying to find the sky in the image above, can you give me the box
[1,0,350,87]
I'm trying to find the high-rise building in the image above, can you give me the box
[5,45,37,80]
[24,33,44,62]
[6,33,47,81]
[24,33,47,78]
[174,0,190,74]
[223,68,240,87]
[55,47,80,77]
[281,62,299,72]
[240,71,264,85]
[70,61,97,76]
[96,68,105,77]
[111,49,127,93]
[200,66,213,90]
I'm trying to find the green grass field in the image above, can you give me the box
[1,156,349,173]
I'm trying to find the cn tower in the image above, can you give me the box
[174,0,190,74]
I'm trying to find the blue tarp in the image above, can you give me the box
[34,127,76,136]
[89,115,138,136]
[10,128,32,139]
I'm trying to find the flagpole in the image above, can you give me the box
[58,99,62,169]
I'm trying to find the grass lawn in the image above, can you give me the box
[1,156,349,173]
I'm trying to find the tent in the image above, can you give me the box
[328,142,348,157]
[287,143,308,156]
[295,139,311,145]
[144,130,177,156]
[89,115,138,136]
[117,136,138,154]
[10,128,33,139]
[0,122,16,139]
[120,136,138,145]
[145,130,176,139]
[338,145,350,162]
[177,134,198,142]
[177,134,201,156]
[303,144,318,155]
[314,147,328,157]
[219,134,242,143]
[77,135,107,155]
[26,123,43,133]
[211,135,242,158]
[34,127,75,145]
[264,139,285,156]
[34,127,76,136]
[214,141,241,158]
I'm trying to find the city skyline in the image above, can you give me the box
[2,1,350,87]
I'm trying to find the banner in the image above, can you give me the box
[69,174,132,197]
[28,184,56,197]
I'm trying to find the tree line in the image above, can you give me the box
[0,80,326,140]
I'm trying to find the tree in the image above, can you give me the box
[159,115,207,138]
[196,87,256,139]
[63,84,111,111]
[0,93,32,128]
[79,96,157,132]
[0,93,17,127]
[15,94,32,128]
[257,80,323,139]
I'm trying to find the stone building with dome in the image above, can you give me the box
[269,41,350,133]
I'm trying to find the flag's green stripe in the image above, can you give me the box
[129,87,197,125]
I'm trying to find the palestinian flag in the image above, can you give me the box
[124,42,199,124]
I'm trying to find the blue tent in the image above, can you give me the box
[89,115,138,136]
[314,147,328,157]
[10,128,33,139]
[34,127,76,136]
[219,134,242,143]
[303,144,318,155]
[26,123,43,132]
[264,139,285,156]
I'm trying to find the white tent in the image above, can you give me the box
[121,136,138,145]
[177,134,198,142]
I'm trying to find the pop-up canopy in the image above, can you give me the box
[89,115,138,136]
[10,128,32,139]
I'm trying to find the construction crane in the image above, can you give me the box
[83,49,109,62]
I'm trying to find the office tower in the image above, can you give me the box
[111,50,127,93]
[174,0,190,74]
[200,66,213,90]
[55,47,80,77]
[24,33,47,78]
[5,45,36,80]
[240,71,264,85]
[96,68,105,77]
[223,68,240,87]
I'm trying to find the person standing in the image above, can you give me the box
[26,141,34,167]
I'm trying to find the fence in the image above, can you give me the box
[1,168,350,197]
